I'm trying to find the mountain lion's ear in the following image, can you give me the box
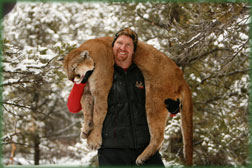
[80,50,89,59]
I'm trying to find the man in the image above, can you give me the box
[67,28,164,166]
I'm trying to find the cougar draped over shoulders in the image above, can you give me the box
[63,36,193,166]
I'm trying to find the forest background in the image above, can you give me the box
[1,1,250,167]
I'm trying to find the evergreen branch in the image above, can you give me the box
[2,101,32,110]
[196,68,250,87]
[1,80,34,87]
[136,11,171,30]
[177,48,231,67]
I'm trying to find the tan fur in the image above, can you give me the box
[134,41,193,165]
[80,83,94,139]
[64,37,114,149]
[63,36,193,166]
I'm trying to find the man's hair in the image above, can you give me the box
[112,27,138,52]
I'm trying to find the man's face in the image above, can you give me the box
[113,35,134,67]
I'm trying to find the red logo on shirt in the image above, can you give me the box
[136,81,144,89]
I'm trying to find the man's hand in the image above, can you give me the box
[81,69,94,83]
[164,98,181,114]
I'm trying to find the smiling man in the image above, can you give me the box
[99,27,164,166]
[67,28,164,166]
[112,34,134,69]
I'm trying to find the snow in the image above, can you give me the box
[143,13,149,19]
[223,135,231,141]
[2,2,250,167]
[2,78,19,85]
[239,32,248,40]
[188,33,201,44]
[217,34,224,42]
[147,38,161,50]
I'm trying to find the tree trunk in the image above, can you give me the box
[34,134,40,165]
